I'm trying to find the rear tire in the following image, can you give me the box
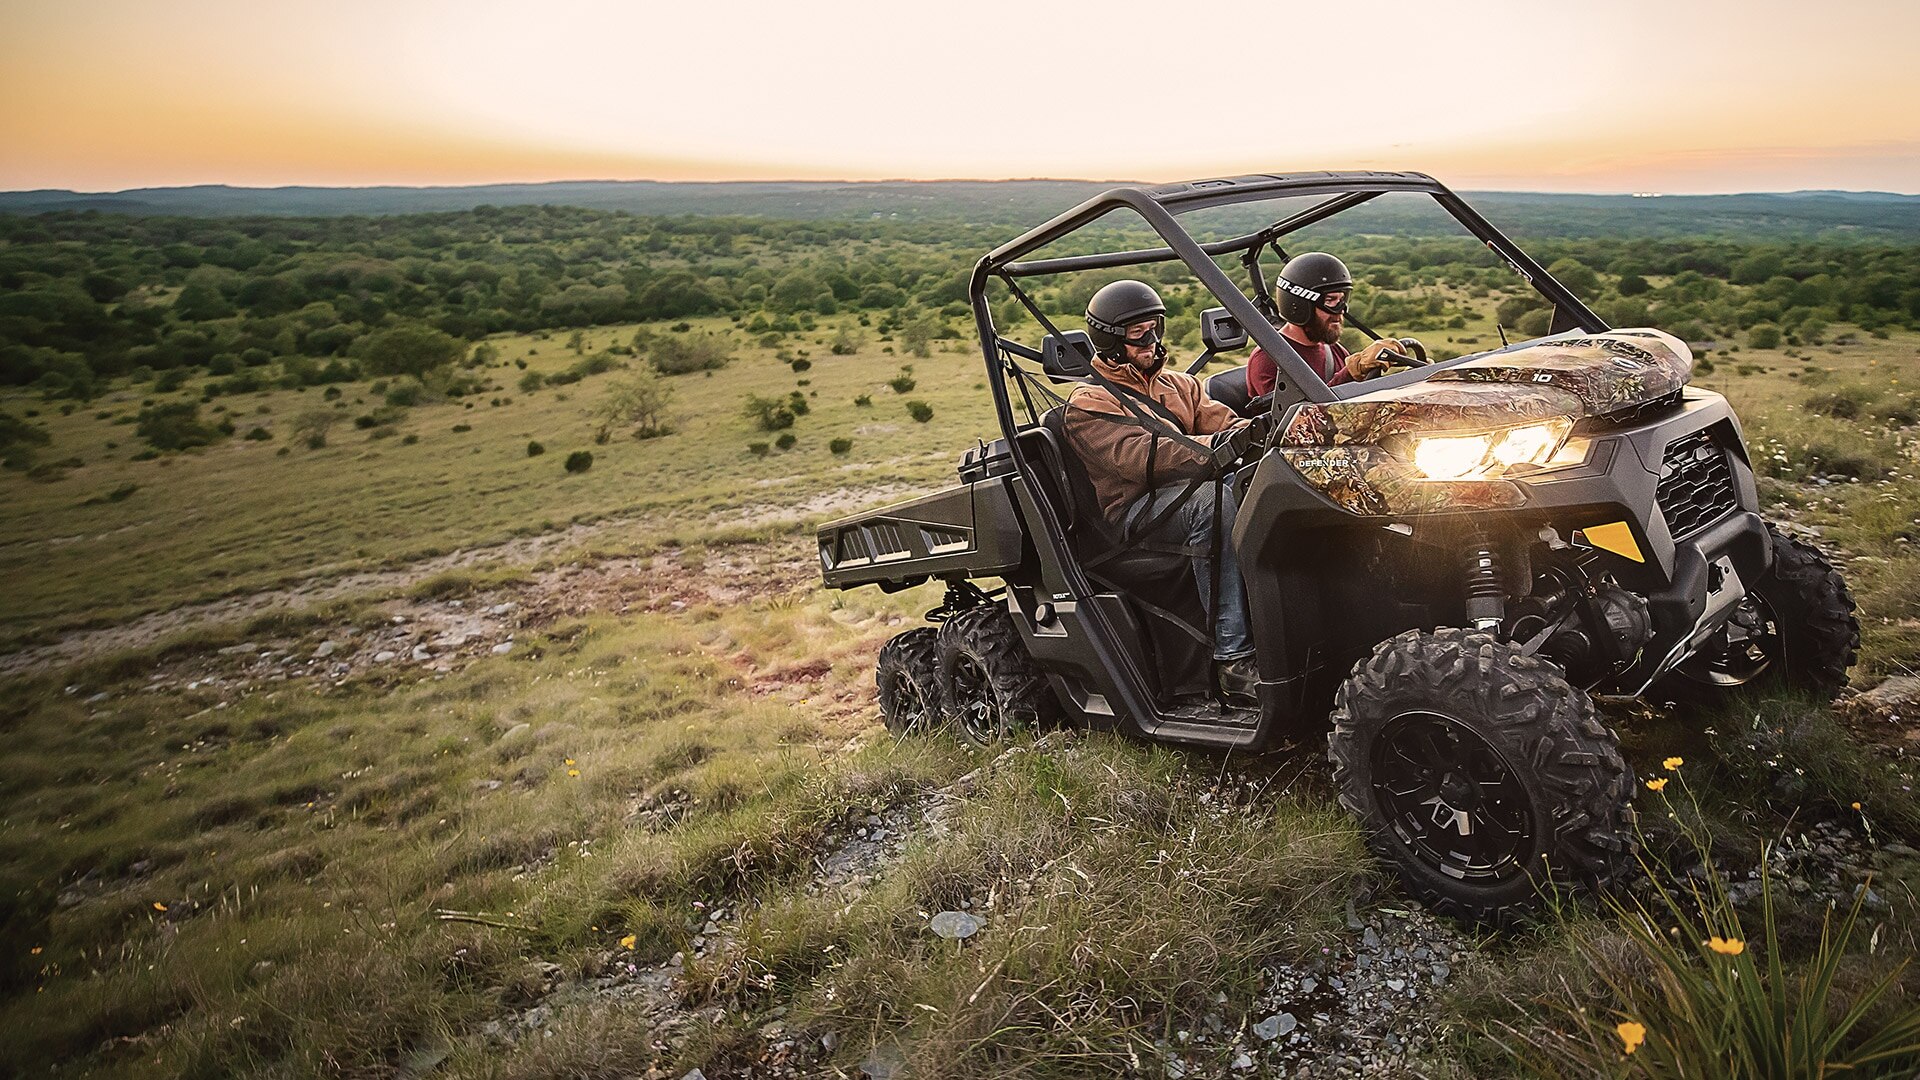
[936,605,1054,747]
[876,628,942,736]
[1329,628,1636,925]
[1662,522,1858,705]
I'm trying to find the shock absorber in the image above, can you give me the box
[1463,534,1504,631]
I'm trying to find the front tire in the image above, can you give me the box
[1664,522,1858,704]
[876,628,942,736]
[1329,628,1637,925]
[936,605,1054,747]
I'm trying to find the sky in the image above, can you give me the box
[3,0,1918,194]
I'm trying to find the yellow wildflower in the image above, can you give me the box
[1617,1020,1647,1055]
[152,902,168,912]
[565,758,576,766]
[567,768,581,778]
[1646,777,1668,792]
[1662,756,1684,771]
[1852,801,1863,811]
[1706,936,1745,956]
[620,934,637,950]
[30,946,42,956]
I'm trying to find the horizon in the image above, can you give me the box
[9,177,1917,200]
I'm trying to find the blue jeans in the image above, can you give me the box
[1120,475,1252,661]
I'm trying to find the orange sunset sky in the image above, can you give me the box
[3,0,1918,194]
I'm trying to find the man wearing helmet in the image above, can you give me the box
[1246,252,1401,397]
[1065,279,1264,705]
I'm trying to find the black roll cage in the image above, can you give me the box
[965,170,1607,604]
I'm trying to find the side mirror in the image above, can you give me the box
[1201,308,1248,353]
[1042,330,1095,381]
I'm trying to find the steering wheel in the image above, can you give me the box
[1377,336,1430,368]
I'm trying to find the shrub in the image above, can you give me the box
[595,371,676,441]
[244,426,272,441]
[135,402,219,451]
[742,394,796,432]
[564,450,593,473]
[451,423,471,433]
[748,442,770,456]
[829,437,853,455]
[1805,387,1874,420]
[291,408,337,450]
[384,380,426,407]
[1749,323,1783,349]
[854,394,872,407]
[775,432,797,450]
[787,391,809,416]
[526,441,545,457]
[401,433,419,445]
[906,400,934,423]
[830,326,864,355]
[652,332,732,375]
[359,323,465,377]
[790,358,812,373]
[518,371,545,393]
[888,372,917,394]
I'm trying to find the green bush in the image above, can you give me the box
[135,402,219,451]
[829,438,853,455]
[1804,387,1874,420]
[518,371,545,393]
[906,400,934,423]
[888,372,917,394]
[854,394,872,407]
[526,441,545,457]
[564,450,593,473]
[652,332,732,375]
[748,442,770,456]
[775,432,797,450]
[1749,323,1783,349]
[244,426,272,441]
[742,395,796,432]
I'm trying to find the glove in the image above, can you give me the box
[1208,414,1273,474]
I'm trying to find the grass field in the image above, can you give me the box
[4,310,1920,1077]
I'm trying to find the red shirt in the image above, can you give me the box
[1248,339,1352,396]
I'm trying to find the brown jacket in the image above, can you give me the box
[1064,355,1248,524]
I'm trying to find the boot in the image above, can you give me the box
[1214,655,1259,708]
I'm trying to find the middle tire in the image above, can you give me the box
[1329,628,1637,924]
[936,605,1055,747]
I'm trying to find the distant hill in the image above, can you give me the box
[2,179,1916,240]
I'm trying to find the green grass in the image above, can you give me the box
[4,315,1919,1076]
[0,318,999,647]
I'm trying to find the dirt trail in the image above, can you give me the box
[0,482,914,680]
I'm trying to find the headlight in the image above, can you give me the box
[1408,418,1578,480]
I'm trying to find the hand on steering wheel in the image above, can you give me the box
[1377,337,1429,368]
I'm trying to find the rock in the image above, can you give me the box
[489,602,517,615]
[1387,978,1407,992]
[473,779,504,791]
[1254,1013,1297,1041]
[683,1071,707,1080]
[928,911,981,940]
[373,650,398,663]
[491,642,514,655]
[1854,884,1890,911]
[498,722,533,744]
[411,644,434,661]
[392,615,408,624]
[1853,676,1920,717]
[314,641,340,658]
[1231,1050,1254,1070]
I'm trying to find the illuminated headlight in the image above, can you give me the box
[1408,418,1579,480]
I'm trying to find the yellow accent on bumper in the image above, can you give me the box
[1583,521,1644,563]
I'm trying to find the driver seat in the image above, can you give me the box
[1034,407,1212,699]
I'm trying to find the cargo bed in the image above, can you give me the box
[817,471,1026,591]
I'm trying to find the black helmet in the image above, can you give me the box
[1085,279,1167,355]
[1275,253,1354,326]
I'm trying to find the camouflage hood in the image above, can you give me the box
[1281,329,1692,448]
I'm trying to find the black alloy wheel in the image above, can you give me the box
[1369,711,1536,886]
[875,627,942,736]
[935,605,1055,748]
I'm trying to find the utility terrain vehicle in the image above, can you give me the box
[818,172,1858,922]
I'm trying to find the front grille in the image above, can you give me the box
[1656,430,1737,539]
